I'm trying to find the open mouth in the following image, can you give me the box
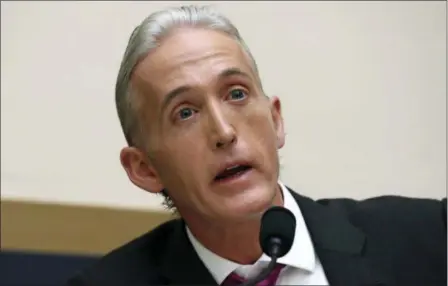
[214,164,253,182]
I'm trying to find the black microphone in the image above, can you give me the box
[240,206,296,286]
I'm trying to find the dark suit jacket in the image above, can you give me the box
[67,190,447,286]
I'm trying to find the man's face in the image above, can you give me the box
[124,27,285,222]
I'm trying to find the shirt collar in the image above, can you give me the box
[186,182,316,284]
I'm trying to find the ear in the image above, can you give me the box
[119,147,164,194]
[269,96,285,149]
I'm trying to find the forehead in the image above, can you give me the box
[132,27,256,102]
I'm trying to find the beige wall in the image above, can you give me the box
[1,1,446,212]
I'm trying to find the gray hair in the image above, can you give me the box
[115,5,260,149]
[115,5,260,210]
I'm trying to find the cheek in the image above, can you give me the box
[153,151,202,202]
[244,107,279,154]
[158,138,207,180]
[244,107,277,144]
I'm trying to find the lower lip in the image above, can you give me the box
[213,168,254,186]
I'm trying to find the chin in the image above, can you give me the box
[225,185,277,220]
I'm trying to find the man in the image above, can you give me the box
[67,5,447,286]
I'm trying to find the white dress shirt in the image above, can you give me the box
[186,182,329,285]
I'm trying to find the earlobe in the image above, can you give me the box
[120,147,164,194]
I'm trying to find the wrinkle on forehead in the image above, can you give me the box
[134,27,257,91]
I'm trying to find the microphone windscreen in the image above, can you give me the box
[259,206,296,258]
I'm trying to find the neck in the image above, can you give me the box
[185,185,284,265]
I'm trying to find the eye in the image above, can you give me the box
[228,88,247,101]
[177,107,196,120]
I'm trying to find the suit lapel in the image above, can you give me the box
[290,189,394,286]
[160,219,217,285]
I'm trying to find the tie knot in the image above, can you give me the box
[221,264,285,286]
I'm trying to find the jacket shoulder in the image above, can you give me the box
[315,195,446,284]
[66,218,181,286]
[317,195,446,225]
[317,195,446,243]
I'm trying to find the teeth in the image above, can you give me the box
[226,165,239,171]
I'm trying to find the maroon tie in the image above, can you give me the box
[221,264,285,286]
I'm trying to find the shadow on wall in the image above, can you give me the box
[0,250,99,286]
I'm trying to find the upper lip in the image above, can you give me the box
[213,160,253,180]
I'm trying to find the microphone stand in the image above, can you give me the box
[240,237,282,286]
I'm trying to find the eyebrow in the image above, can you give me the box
[160,68,251,112]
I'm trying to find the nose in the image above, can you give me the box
[207,104,237,150]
